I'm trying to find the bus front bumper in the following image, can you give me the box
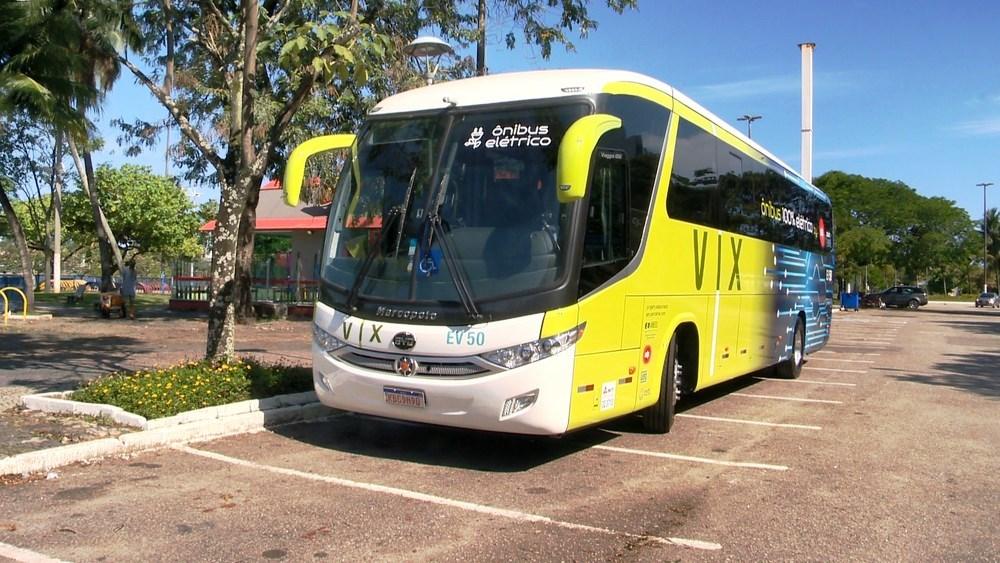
[312,343,575,435]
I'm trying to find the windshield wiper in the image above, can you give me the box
[418,140,481,320]
[424,210,481,320]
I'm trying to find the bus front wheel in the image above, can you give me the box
[777,317,805,379]
[642,333,680,434]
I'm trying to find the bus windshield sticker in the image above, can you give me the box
[464,123,552,150]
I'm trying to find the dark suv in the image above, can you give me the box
[874,286,928,309]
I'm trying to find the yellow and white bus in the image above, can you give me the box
[284,69,833,435]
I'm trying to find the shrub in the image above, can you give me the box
[71,358,312,419]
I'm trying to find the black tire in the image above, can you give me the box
[777,317,805,379]
[907,299,920,310]
[642,333,679,433]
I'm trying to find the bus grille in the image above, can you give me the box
[338,351,490,377]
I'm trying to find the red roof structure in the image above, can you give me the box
[200,180,329,232]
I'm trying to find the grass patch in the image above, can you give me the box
[70,358,312,419]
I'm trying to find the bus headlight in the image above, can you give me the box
[479,323,585,370]
[313,325,346,353]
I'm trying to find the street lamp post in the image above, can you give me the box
[737,114,762,139]
[402,36,453,86]
[978,182,994,293]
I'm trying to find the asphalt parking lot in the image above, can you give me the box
[2,303,998,561]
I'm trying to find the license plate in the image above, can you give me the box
[383,386,426,408]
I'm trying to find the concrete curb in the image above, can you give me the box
[20,390,318,430]
[4,392,336,476]
[2,314,54,321]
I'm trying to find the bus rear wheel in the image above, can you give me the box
[642,333,681,433]
[777,317,805,379]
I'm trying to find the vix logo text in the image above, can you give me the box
[692,229,743,291]
[340,320,383,345]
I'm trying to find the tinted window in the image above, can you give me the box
[667,119,717,226]
[580,151,630,294]
[579,94,670,295]
[599,94,669,256]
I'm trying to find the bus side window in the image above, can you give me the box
[580,150,630,295]
[666,119,717,227]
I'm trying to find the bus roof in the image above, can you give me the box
[371,69,825,201]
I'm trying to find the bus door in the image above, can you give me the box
[568,149,640,430]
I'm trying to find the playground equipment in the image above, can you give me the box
[1,286,28,325]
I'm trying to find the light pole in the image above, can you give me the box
[737,114,762,138]
[978,182,994,292]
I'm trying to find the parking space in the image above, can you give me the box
[2,304,998,561]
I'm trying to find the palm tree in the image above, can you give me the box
[1,0,137,291]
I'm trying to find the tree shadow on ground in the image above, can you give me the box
[923,307,1000,321]
[931,318,1000,337]
[881,350,1000,399]
[0,332,148,392]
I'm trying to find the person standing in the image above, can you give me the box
[121,260,138,320]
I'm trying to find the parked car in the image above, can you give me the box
[975,292,999,308]
[872,286,928,309]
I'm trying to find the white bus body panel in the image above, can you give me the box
[312,301,575,435]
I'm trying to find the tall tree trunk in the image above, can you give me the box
[163,0,174,177]
[68,137,124,290]
[52,132,64,293]
[235,177,262,323]
[205,173,248,359]
[207,0,260,358]
[0,191,35,312]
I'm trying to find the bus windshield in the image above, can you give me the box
[320,102,590,314]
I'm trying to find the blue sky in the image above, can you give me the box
[96,0,1000,219]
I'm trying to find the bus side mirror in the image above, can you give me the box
[283,134,357,206]
[556,114,622,203]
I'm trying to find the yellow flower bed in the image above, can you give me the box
[71,358,311,419]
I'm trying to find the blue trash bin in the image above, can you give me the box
[840,291,860,311]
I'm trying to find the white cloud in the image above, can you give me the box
[691,72,855,101]
[814,145,891,160]
[952,117,1000,136]
[691,76,801,101]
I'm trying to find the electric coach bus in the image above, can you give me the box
[283,69,834,435]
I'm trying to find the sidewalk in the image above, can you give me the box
[0,304,313,459]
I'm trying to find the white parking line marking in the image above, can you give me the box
[814,351,881,356]
[592,445,788,471]
[834,319,907,324]
[752,377,857,387]
[676,413,821,430]
[806,357,875,363]
[177,445,721,551]
[803,366,868,374]
[731,393,843,404]
[0,541,70,563]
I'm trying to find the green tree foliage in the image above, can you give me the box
[112,0,635,359]
[816,171,977,293]
[63,164,202,262]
